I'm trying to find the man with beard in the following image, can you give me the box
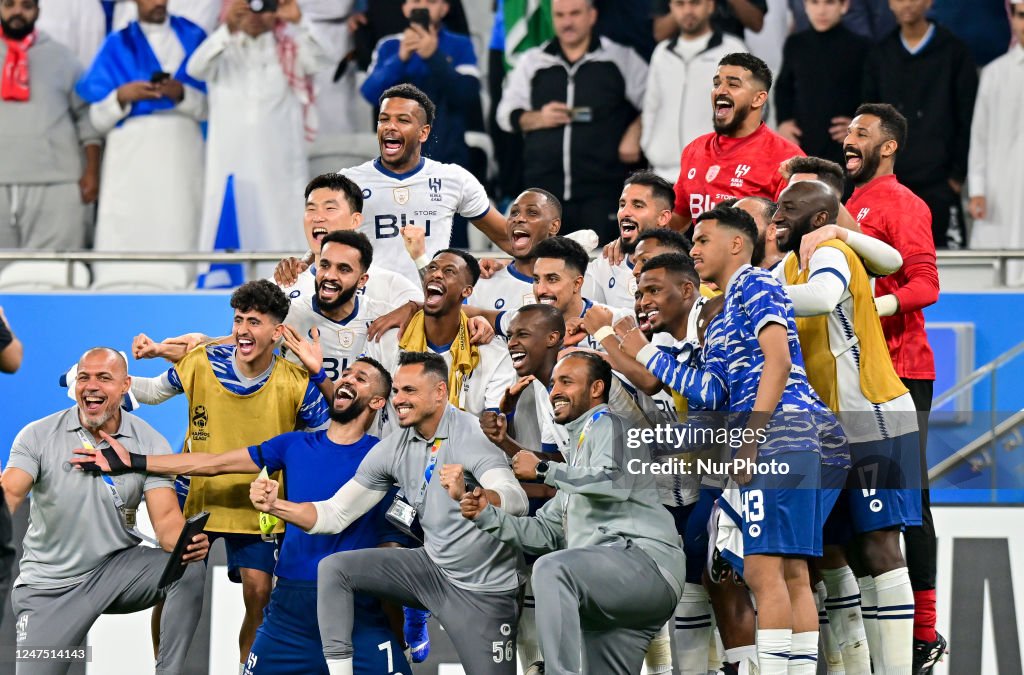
[3,348,208,675]
[367,249,516,435]
[670,52,804,233]
[126,280,330,668]
[0,0,101,254]
[584,170,676,312]
[800,102,943,672]
[462,352,685,675]
[772,179,920,675]
[281,231,397,384]
[470,189,562,313]
[340,83,511,283]
[734,196,782,270]
[274,173,422,308]
[72,359,413,675]
[76,0,207,288]
[251,351,528,675]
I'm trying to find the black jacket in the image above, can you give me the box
[863,24,978,187]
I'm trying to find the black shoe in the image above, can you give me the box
[913,631,948,674]
[524,661,545,675]
[719,663,739,675]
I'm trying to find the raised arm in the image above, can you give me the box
[252,476,387,533]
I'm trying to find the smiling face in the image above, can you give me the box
[232,308,282,366]
[304,188,362,256]
[507,191,561,260]
[533,258,582,315]
[315,242,368,312]
[75,349,130,431]
[391,363,447,428]
[0,0,39,39]
[549,356,602,423]
[772,188,820,254]
[330,361,387,424]
[618,184,670,253]
[507,312,560,377]
[636,267,695,334]
[711,65,766,136]
[843,113,894,186]
[377,97,430,171]
[422,252,473,316]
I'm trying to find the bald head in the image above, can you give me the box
[772,180,841,254]
[79,347,128,376]
[782,180,839,223]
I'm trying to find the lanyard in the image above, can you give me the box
[576,410,608,451]
[412,437,444,512]
[76,429,158,546]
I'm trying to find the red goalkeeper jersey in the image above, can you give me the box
[673,122,804,222]
[847,174,939,381]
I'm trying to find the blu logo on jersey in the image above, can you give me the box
[375,214,432,239]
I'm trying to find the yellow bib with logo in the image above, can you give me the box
[783,240,908,412]
[174,346,309,534]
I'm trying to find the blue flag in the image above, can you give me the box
[197,175,245,289]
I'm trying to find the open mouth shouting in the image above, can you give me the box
[619,218,640,241]
[318,280,341,303]
[424,281,446,311]
[844,146,863,174]
[510,227,533,254]
[714,96,734,122]
[644,308,661,330]
[334,383,356,405]
[311,226,328,245]
[381,133,404,161]
[81,393,106,414]
[636,310,652,334]
[509,348,527,370]
[237,337,255,357]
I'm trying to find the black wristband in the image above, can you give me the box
[130,452,148,471]
[99,448,148,474]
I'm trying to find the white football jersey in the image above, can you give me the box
[366,328,517,438]
[341,157,492,281]
[468,261,535,312]
[496,298,632,352]
[279,264,423,310]
[583,255,638,312]
[283,294,395,381]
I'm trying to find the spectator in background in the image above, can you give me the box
[350,0,470,71]
[968,1,1024,286]
[863,0,977,249]
[0,0,100,254]
[33,0,106,67]
[654,0,767,40]
[789,0,897,39]
[113,0,222,34]
[361,0,481,169]
[643,0,746,182]
[190,0,327,276]
[930,0,1012,67]
[497,0,647,243]
[776,0,869,168]
[77,0,207,290]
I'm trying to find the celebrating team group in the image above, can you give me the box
[4,47,944,675]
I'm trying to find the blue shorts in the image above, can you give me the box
[244,579,410,675]
[844,435,924,533]
[733,451,822,562]
[671,487,721,584]
[208,532,277,583]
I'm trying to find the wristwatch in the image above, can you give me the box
[535,460,550,480]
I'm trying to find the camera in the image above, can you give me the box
[247,0,278,13]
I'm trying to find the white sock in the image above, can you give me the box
[238,665,245,675]
[645,620,673,673]
[674,583,712,674]
[822,566,871,675]
[757,628,792,675]
[709,627,725,673]
[788,631,819,674]
[517,591,541,668]
[857,575,883,674]
[326,658,354,675]
[874,567,914,675]
[724,644,757,673]
[815,581,844,674]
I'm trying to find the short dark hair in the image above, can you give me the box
[635,228,693,254]
[398,351,449,386]
[230,280,290,323]
[855,102,908,152]
[736,196,778,226]
[380,83,436,125]
[304,173,363,212]
[432,248,481,285]
[560,351,612,403]
[354,355,393,398]
[718,52,773,92]
[639,253,700,286]
[624,170,675,211]
[513,304,566,340]
[695,205,758,245]
[522,188,563,219]
[533,236,590,276]
[320,230,374,271]
[787,156,845,196]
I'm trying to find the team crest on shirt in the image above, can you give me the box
[706,165,720,182]
[687,168,697,179]
[191,405,210,441]
[857,208,870,222]
[337,328,355,350]
[429,178,443,202]
[393,187,410,205]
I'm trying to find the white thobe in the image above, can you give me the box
[968,44,1024,286]
[35,0,107,67]
[188,22,326,273]
[114,0,223,35]
[89,19,207,289]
